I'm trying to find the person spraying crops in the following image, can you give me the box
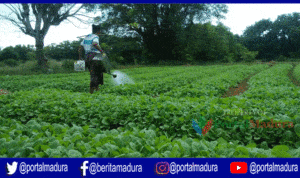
[78,24,117,94]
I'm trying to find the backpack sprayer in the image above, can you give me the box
[76,27,121,81]
[75,33,114,74]
[74,53,117,78]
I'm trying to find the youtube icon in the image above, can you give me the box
[230,162,247,174]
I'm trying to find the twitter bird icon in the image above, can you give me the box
[6,162,18,175]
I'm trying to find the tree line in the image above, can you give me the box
[241,12,300,60]
[0,21,257,66]
[1,4,299,69]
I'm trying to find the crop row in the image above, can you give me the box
[202,64,300,149]
[0,65,226,92]
[97,64,269,97]
[293,64,300,81]
[1,64,287,150]
[0,65,268,135]
[2,64,300,157]
[0,64,266,96]
[0,116,299,158]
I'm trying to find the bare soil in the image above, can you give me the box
[221,73,256,98]
[221,62,300,98]
[287,63,300,87]
[221,64,275,98]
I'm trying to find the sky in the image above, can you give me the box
[0,4,300,49]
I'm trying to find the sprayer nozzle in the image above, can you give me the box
[113,74,117,78]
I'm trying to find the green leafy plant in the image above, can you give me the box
[1,64,300,158]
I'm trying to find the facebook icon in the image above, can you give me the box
[80,161,89,176]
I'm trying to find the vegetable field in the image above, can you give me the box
[2,63,300,158]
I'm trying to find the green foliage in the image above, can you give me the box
[27,51,36,61]
[88,4,228,62]
[99,36,142,65]
[0,61,7,67]
[178,23,252,63]
[3,59,20,67]
[277,55,288,61]
[289,51,300,59]
[238,44,258,62]
[62,59,75,71]
[294,124,300,137]
[44,41,81,61]
[0,47,19,61]
[1,64,300,157]
[242,12,300,60]
[185,54,194,62]
[293,64,300,82]
[0,115,299,158]
[43,37,141,66]
[14,45,35,62]
[48,60,63,73]
[0,45,35,63]
[294,116,300,125]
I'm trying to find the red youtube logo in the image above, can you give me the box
[230,162,247,174]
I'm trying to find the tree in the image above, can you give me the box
[272,13,300,58]
[0,4,90,71]
[85,4,228,63]
[44,40,82,60]
[178,22,257,63]
[242,12,300,60]
[242,19,278,60]
[13,45,35,62]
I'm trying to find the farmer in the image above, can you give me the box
[78,24,116,94]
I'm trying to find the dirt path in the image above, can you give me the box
[287,63,300,87]
[222,64,275,98]
[221,73,256,98]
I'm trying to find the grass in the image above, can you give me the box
[1,58,300,76]
[0,59,76,76]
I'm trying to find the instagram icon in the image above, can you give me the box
[155,162,170,175]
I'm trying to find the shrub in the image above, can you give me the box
[241,51,258,62]
[26,51,36,61]
[268,60,276,67]
[3,59,20,67]
[186,54,194,62]
[62,59,75,71]
[0,47,19,61]
[0,61,7,67]
[114,56,125,64]
[277,55,288,62]
[222,53,235,63]
[18,60,40,73]
[48,59,63,72]
[110,60,119,69]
